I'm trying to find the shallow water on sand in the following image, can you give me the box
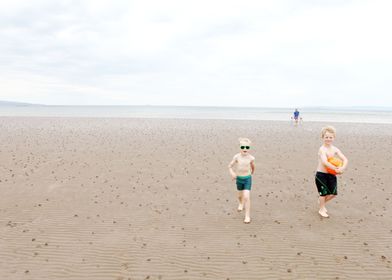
[1,105,392,123]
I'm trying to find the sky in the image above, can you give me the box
[0,0,391,107]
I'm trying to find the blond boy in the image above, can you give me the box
[228,138,255,223]
[315,126,348,217]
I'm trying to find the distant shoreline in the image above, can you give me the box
[1,102,392,124]
[1,101,391,111]
[0,106,392,124]
[2,116,392,127]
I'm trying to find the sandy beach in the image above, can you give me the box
[0,117,391,280]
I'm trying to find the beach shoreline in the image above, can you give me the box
[1,105,392,124]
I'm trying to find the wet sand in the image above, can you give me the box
[0,117,391,279]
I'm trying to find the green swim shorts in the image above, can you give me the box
[236,175,252,191]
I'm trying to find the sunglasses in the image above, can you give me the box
[240,146,250,150]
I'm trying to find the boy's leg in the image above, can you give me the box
[318,196,328,212]
[243,190,251,223]
[237,191,244,211]
[318,196,328,217]
[324,195,336,203]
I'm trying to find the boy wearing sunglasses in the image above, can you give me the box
[228,138,255,224]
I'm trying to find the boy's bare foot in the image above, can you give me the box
[244,216,251,223]
[318,209,329,218]
[318,197,327,212]
[237,204,244,212]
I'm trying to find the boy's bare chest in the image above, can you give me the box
[237,156,252,165]
[324,147,337,158]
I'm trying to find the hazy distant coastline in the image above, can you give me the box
[0,100,40,106]
[1,100,391,111]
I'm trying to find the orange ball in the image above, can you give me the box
[326,157,343,175]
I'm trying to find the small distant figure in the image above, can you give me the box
[315,126,348,218]
[291,108,302,126]
[228,138,255,224]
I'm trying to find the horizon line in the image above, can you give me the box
[1,100,392,110]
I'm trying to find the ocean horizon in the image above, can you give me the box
[1,104,392,124]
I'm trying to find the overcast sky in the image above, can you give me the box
[0,0,391,107]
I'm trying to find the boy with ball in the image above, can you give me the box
[315,126,348,218]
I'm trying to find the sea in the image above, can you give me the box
[1,105,392,124]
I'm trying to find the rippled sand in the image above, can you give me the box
[0,117,391,279]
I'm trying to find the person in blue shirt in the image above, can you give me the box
[292,108,300,126]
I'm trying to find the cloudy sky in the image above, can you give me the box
[0,0,391,107]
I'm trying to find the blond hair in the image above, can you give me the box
[321,126,336,138]
[238,137,251,145]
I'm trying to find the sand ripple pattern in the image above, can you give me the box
[1,118,391,279]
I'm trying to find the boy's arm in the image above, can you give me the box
[250,160,255,174]
[319,148,337,170]
[336,148,348,171]
[228,157,237,179]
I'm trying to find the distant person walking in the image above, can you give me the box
[292,108,301,126]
